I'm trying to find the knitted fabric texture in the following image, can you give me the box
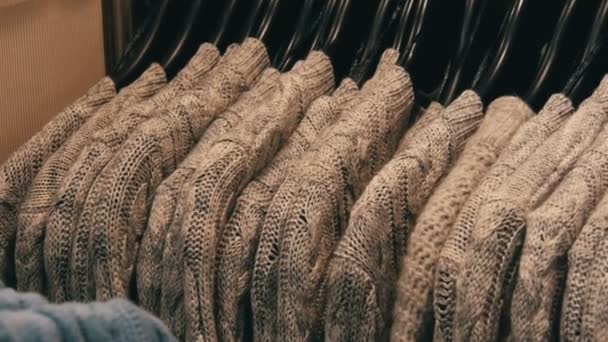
[391,97,531,342]
[324,91,484,342]
[561,190,608,341]
[214,79,358,342]
[251,49,414,341]
[168,51,335,342]
[15,69,164,294]
[0,286,176,342]
[44,43,219,303]
[0,77,116,286]
[83,39,269,304]
[433,95,570,342]
[156,70,281,340]
[509,123,608,341]
[398,101,444,148]
[137,68,280,316]
[455,85,608,342]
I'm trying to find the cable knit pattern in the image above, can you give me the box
[509,123,608,341]
[0,77,116,286]
[251,49,414,342]
[84,39,269,304]
[455,83,608,341]
[561,192,608,341]
[137,68,280,316]
[433,95,570,342]
[324,91,483,342]
[168,51,335,342]
[214,79,358,342]
[391,97,531,342]
[44,44,219,303]
[15,69,165,294]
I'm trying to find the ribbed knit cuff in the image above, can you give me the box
[332,78,359,109]
[591,75,608,113]
[82,77,117,108]
[125,63,167,98]
[538,94,574,124]
[251,68,281,96]
[294,51,335,106]
[441,90,483,152]
[373,64,414,115]
[228,38,270,85]
[176,43,221,81]
[473,96,532,147]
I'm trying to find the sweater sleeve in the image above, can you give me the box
[510,123,608,340]
[15,61,167,295]
[214,78,358,342]
[324,90,482,342]
[432,94,569,342]
[0,76,116,287]
[455,82,608,341]
[136,67,280,315]
[45,44,219,303]
[391,96,530,341]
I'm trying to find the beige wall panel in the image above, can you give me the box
[0,0,105,162]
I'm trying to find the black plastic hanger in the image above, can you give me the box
[564,0,608,105]
[159,0,209,77]
[110,0,173,88]
[308,0,382,81]
[439,0,494,105]
[273,0,324,70]
[392,0,466,106]
[523,0,596,109]
[347,0,402,83]
[207,0,241,49]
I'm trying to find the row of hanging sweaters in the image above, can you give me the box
[0,38,607,342]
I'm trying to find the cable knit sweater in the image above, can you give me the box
[252,49,414,341]
[156,70,281,340]
[390,97,531,342]
[0,77,116,286]
[214,79,358,342]
[81,39,269,304]
[137,68,280,316]
[562,188,608,341]
[324,91,484,342]
[561,189,608,341]
[509,121,608,341]
[166,52,335,342]
[0,286,176,342]
[15,68,166,295]
[455,82,608,342]
[433,95,571,342]
[44,43,220,303]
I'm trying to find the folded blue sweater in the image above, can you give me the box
[0,286,176,341]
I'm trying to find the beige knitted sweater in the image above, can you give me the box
[15,67,164,294]
[165,52,335,342]
[79,39,269,304]
[0,77,116,286]
[44,44,219,303]
[157,70,281,340]
[433,95,571,342]
[252,49,414,342]
[509,121,608,341]
[455,83,608,342]
[324,91,484,342]
[562,188,608,341]
[214,79,358,342]
[390,97,531,342]
[137,68,280,315]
